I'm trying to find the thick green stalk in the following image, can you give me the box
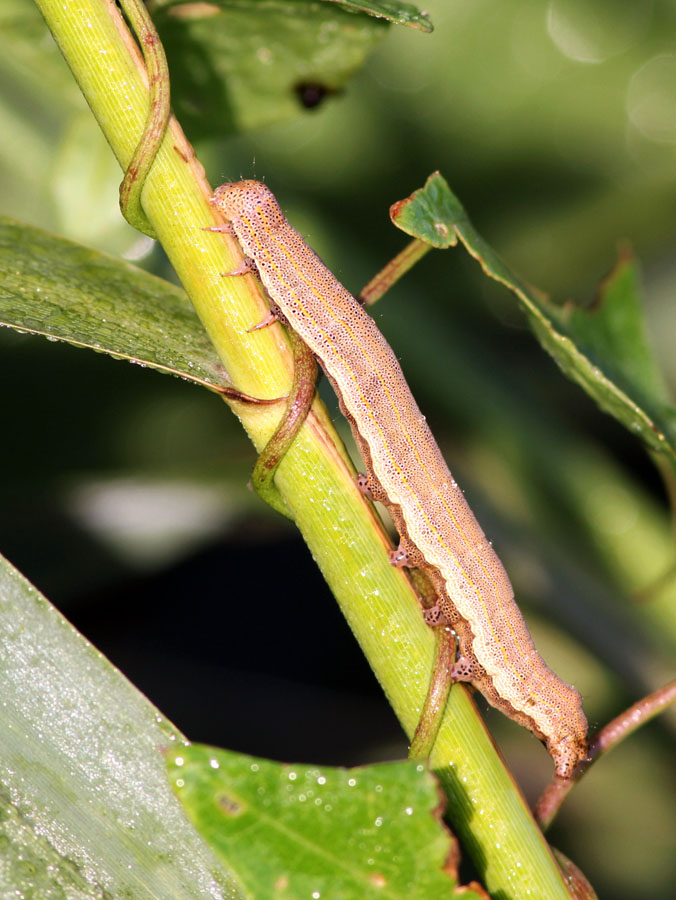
[32,1,573,895]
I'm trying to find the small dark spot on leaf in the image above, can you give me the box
[294,82,339,109]
[218,793,244,816]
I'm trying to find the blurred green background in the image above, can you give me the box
[1,0,676,896]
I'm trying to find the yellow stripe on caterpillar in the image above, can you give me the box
[212,180,588,779]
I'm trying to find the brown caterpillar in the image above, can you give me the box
[212,180,588,778]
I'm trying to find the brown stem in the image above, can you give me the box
[251,329,318,518]
[117,0,170,237]
[589,679,676,757]
[535,679,676,830]
[407,568,455,759]
[214,386,284,406]
[408,626,455,760]
[358,239,430,307]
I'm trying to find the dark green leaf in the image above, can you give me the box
[0,217,229,390]
[168,743,485,900]
[562,248,670,406]
[392,172,676,464]
[324,0,433,31]
[154,0,394,136]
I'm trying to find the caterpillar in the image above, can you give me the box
[211,180,588,778]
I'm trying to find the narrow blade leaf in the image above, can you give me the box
[0,217,229,390]
[0,552,243,899]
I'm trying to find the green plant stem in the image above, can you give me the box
[33,1,573,895]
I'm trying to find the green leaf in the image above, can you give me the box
[392,172,676,464]
[168,743,485,900]
[0,551,243,899]
[0,1,138,252]
[322,0,433,31]
[0,217,229,391]
[389,175,460,249]
[562,248,670,406]
[153,0,400,137]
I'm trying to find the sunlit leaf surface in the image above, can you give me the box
[0,552,243,899]
[0,217,229,390]
[168,742,487,900]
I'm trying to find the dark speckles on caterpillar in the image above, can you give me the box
[212,180,588,779]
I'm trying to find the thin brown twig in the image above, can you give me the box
[535,679,676,830]
[359,238,430,307]
[117,0,170,237]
